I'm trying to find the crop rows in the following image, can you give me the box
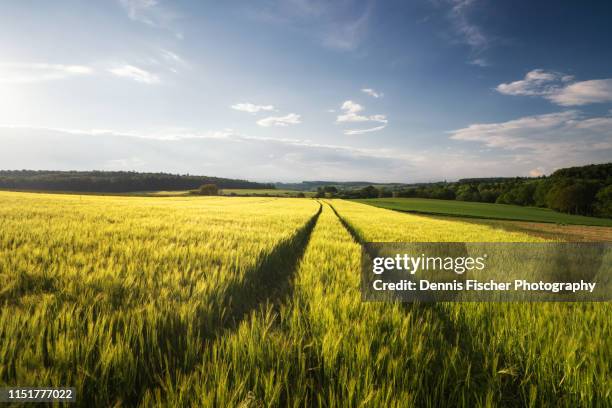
[0,192,609,407]
[0,192,319,406]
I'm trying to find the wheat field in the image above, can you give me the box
[0,192,609,407]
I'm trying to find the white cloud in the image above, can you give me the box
[0,125,414,182]
[2,124,607,182]
[336,100,365,121]
[496,70,612,106]
[108,65,160,84]
[256,113,301,127]
[449,111,612,162]
[529,167,546,177]
[496,69,572,97]
[344,125,387,135]
[336,100,387,134]
[0,63,93,83]
[449,111,582,149]
[361,88,383,98]
[336,100,387,123]
[231,103,276,113]
[548,79,612,106]
[448,111,612,173]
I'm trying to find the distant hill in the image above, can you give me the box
[0,170,273,193]
[458,177,535,183]
[275,181,409,191]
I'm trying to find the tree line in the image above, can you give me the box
[0,170,273,193]
[333,163,612,218]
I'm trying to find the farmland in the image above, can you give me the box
[0,191,610,407]
[354,197,612,227]
[220,188,316,197]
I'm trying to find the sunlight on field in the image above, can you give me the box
[144,203,456,406]
[329,199,611,406]
[331,199,547,242]
[0,192,318,406]
[0,192,609,407]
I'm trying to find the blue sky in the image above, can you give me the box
[0,0,610,182]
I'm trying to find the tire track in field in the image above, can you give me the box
[326,200,526,406]
[136,203,322,406]
[209,201,322,337]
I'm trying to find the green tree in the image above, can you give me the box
[512,183,536,206]
[360,185,379,198]
[594,185,612,218]
[533,180,553,207]
[378,188,393,198]
[198,184,219,195]
[546,182,593,214]
[456,185,480,202]
[323,186,338,194]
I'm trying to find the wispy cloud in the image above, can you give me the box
[431,0,490,65]
[247,0,372,51]
[468,57,489,67]
[448,0,487,51]
[361,88,383,98]
[448,111,612,172]
[496,69,612,106]
[344,125,387,135]
[119,0,159,24]
[231,103,276,114]
[257,113,301,127]
[449,111,581,149]
[0,63,93,83]
[0,125,414,182]
[108,65,160,84]
[3,124,604,181]
[118,0,182,38]
[158,49,189,73]
[336,100,387,134]
[321,6,371,50]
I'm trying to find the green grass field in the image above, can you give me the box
[0,191,609,406]
[353,197,612,227]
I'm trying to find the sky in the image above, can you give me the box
[0,0,611,182]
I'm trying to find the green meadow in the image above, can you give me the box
[354,197,612,227]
